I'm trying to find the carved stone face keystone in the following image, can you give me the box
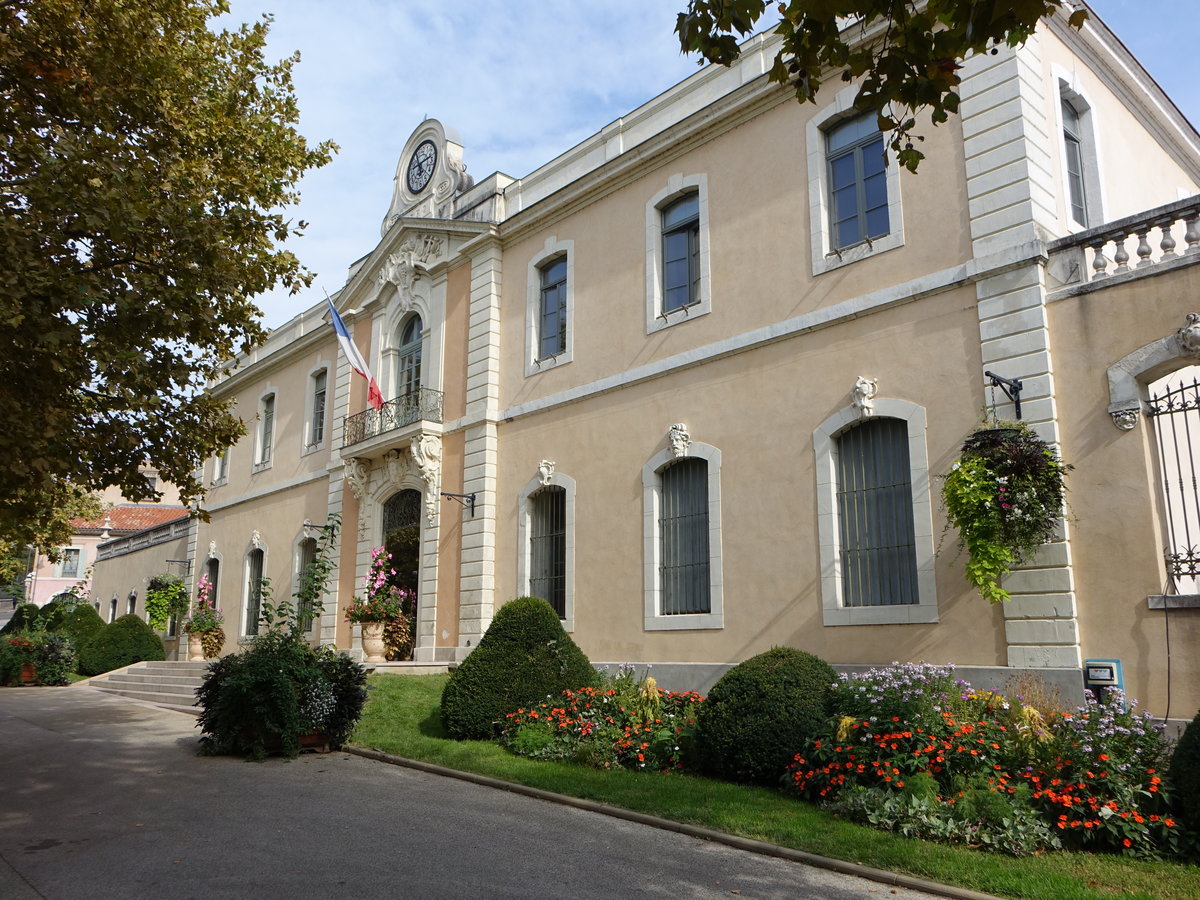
[1177,313,1200,358]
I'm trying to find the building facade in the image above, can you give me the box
[103,5,1200,719]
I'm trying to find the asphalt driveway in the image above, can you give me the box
[0,687,961,899]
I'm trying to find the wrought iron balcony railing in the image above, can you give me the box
[343,387,443,447]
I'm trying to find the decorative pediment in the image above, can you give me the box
[381,120,471,236]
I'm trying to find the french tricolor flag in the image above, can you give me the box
[326,295,384,411]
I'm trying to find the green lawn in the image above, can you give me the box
[350,674,1200,900]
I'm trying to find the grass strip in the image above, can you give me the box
[351,674,1200,900]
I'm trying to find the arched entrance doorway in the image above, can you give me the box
[381,488,421,660]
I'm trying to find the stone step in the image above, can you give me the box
[91,686,200,715]
[101,677,197,696]
[102,672,205,687]
[138,662,210,676]
[369,661,454,676]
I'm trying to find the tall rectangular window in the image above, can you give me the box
[309,370,327,448]
[836,418,918,607]
[537,257,568,360]
[529,487,566,617]
[661,193,700,313]
[245,548,264,636]
[827,115,889,250]
[296,537,318,632]
[660,458,710,615]
[1061,97,1088,226]
[213,448,229,483]
[257,395,275,466]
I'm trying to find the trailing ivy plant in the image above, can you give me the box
[941,421,1070,603]
[144,573,189,630]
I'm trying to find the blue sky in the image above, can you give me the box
[222,1,1200,330]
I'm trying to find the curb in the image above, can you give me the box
[346,745,1003,900]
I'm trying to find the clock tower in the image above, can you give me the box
[382,120,472,235]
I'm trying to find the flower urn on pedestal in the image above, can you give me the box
[360,621,386,663]
[187,632,205,662]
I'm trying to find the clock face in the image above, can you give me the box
[406,140,437,194]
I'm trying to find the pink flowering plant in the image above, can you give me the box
[345,547,412,624]
[185,575,224,634]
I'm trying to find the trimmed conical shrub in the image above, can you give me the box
[440,596,598,740]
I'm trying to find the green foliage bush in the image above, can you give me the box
[1168,710,1200,841]
[63,604,106,649]
[196,630,367,759]
[694,646,838,785]
[77,613,165,676]
[0,603,39,635]
[0,631,76,685]
[440,596,599,740]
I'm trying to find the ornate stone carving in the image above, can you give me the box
[208,541,218,560]
[344,457,370,501]
[1111,408,1140,431]
[537,460,556,486]
[852,376,878,416]
[411,434,442,525]
[250,530,262,550]
[378,233,444,312]
[1177,313,1200,358]
[386,447,412,485]
[668,424,691,459]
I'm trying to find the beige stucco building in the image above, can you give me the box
[98,5,1200,720]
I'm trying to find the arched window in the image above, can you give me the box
[397,316,423,399]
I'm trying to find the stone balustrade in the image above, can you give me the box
[1046,195,1200,292]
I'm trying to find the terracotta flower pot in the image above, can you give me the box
[19,662,37,685]
[360,621,386,663]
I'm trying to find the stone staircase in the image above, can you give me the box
[80,660,207,715]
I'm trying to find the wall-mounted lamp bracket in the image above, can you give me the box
[984,370,1024,420]
[441,492,476,517]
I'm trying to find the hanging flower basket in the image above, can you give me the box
[941,421,1071,603]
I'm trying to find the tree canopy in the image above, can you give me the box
[676,0,1087,171]
[0,0,334,552]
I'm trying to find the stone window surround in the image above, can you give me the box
[807,86,905,276]
[303,362,332,456]
[253,387,277,471]
[645,173,711,335]
[524,237,575,376]
[642,440,724,631]
[813,398,938,625]
[516,469,576,632]
[1052,68,1105,234]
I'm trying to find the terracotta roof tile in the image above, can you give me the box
[72,505,189,535]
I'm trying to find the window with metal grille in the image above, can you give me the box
[1148,366,1200,592]
[827,114,889,250]
[529,486,566,617]
[297,537,317,632]
[245,548,264,636]
[836,418,919,607]
[661,193,700,313]
[660,457,710,614]
[1062,96,1088,226]
[309,369,327,448]
[205,558,220,609]
[538,257,567,361]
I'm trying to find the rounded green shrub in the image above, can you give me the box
[0,603,40,635]
[196,631,368,759]
[63,604,106,649]
[1169,709,1200,838]
[440,596,599,740]
[694,646,838,785]
[77,613,165,676]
